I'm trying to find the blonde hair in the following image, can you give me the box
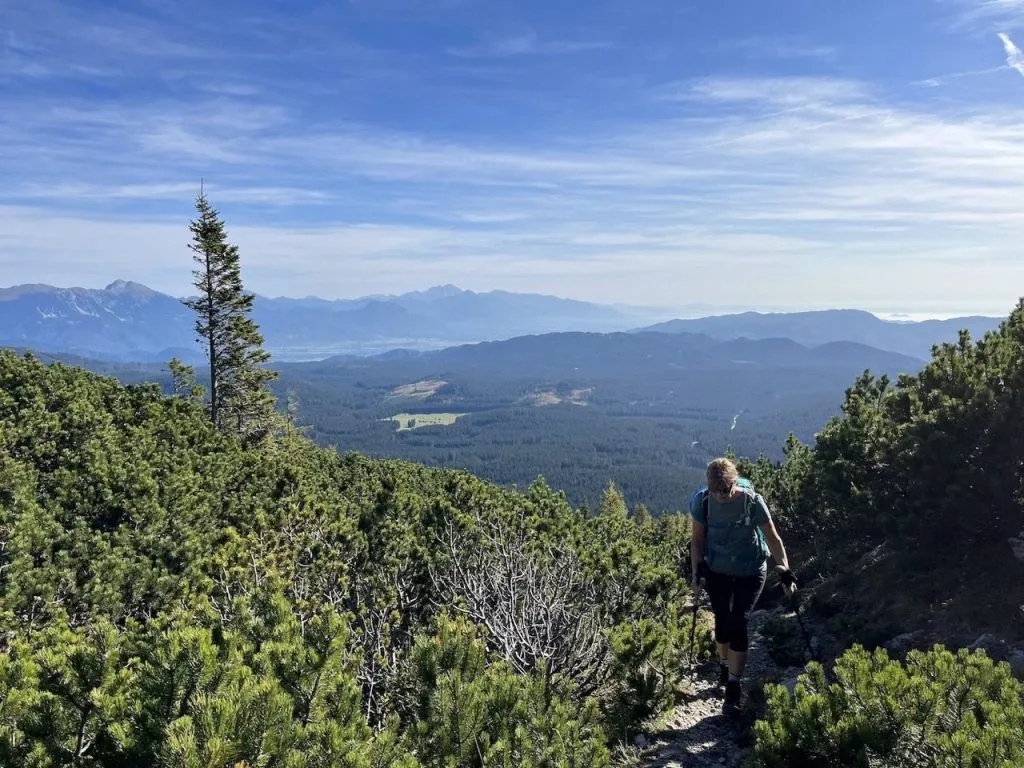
[706,457,739,495]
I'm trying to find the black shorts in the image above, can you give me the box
[704,567,766,652]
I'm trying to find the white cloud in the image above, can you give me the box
[4,0,1024,316]
[13,183,332,205]
[2,202,1013,315]
[999,31,1024,75]
[911,65,1008,87]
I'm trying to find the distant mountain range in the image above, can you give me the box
[635,309,1004,361]
[0,280,644,362]
[0,279,1005,364]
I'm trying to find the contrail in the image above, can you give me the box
[998,32,1024,78]
[912,65,1007,87]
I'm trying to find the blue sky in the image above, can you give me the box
[2,0,1024,315]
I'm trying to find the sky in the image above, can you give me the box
[2,0,1024,315]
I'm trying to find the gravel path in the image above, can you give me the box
[633,607,809,768]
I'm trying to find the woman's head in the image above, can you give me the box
[706,457,739,500]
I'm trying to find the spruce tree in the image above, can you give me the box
[183,190,278,444]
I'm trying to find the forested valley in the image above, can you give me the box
[26,331,923,516]
[1,196,1023,766]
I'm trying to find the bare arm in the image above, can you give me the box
[691,519,706,584]
[758,518,789,571]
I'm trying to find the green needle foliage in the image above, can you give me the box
[0,349,704,766]
[755,645,1024,767]
[741,298,1024,603]
[183,190,278,445]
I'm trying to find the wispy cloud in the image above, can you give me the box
[13,183,332,205]
[999,31,1024,75]
[2,0,210,75]
[968,0,1024,18]
[661,76,871,110]
[197,82,264,97]
[949,0,1024,29]
[447,31,614,58]
[720,36,837,61]
[912,64,1009,86]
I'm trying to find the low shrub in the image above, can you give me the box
[754,644,1024,767]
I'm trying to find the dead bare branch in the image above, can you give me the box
[429,508,616,701]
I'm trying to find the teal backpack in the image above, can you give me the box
[694,477,770,570]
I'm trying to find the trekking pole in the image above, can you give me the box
[778,568,818,664]
[790,591,818,663]
[687,588,701,668]
[687,562,707,678]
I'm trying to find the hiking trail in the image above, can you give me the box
[632,606,818,768]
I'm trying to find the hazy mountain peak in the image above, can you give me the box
[403,284,467,300]
[104,280,156,296]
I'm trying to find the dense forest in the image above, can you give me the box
[269,334,921,515]
[2,195,1022,766]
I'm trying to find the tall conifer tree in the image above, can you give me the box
[183,189,278,443]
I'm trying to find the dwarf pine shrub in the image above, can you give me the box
[754,644,1024,767]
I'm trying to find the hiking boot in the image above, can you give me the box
[723,680,742,713]
[718,663,729,687]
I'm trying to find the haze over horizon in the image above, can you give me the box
[0,276,1004,323]
[3,0,1024,317]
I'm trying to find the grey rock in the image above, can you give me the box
[968,633,1003,650]
[968,633,1010,660]
[634,733,648,749]
[885,631,928,657]
[1008,649,1024,679]
[1009,529,1024,564]
[856,542,892,570]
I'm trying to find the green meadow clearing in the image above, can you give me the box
[387,412,466,431]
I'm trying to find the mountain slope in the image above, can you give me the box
[0,280,196,360]
[262,330,926,514]
[0,348,700,765]
[300,330,925,381]
[637,309,1004,359]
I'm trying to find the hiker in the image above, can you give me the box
[690,457,796,712]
